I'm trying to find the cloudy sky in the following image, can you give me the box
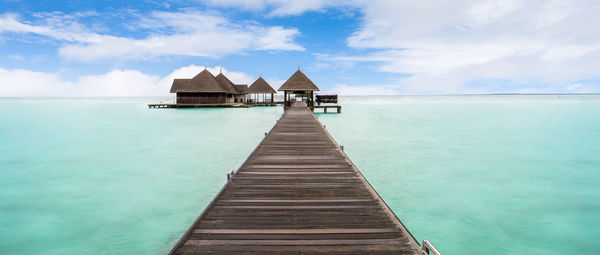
[1,0,599,96]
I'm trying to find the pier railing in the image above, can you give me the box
[422,240,442,255]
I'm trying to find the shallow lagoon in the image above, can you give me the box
[1,96,598,254]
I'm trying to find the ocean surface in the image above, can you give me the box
[0,96,599,254]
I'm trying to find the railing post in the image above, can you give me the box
[422,240,441,255]
[227,169,234,181]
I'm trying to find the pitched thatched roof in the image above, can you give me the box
[215,73,241,94]
[234,84,248,94]
[170,79,191,93]
[278,70,319,91]
[248,77,276,94]
[177,69,228,93]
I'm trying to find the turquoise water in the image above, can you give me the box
[1,96,599,254]
[0,98,283,254]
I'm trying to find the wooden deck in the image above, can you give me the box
[246,102,281,106]
[169,102,423,255]
[149,102,285,108]
[148,103,251,108]
[314,105,342,113]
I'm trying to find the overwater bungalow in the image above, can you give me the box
[169,69,246,104]
[278,69,320,110]
[247,76,276,104]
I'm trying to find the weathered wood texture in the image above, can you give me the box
[169,102,422,255]
[148,103,251,108]
[314,105,342,113]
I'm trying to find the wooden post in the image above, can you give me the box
[310,91,314,112]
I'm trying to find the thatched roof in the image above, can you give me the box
[177,69,228,93]
[248,77,276,94]
[234,84,248,94]
[278,70,319,91]
[170,79,191,93]
[215,73,241,94]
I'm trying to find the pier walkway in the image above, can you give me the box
[169,102,424,255]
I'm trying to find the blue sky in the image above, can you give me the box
[1,0,599,96]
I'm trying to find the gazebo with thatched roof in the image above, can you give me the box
[278,68,320,110]
[247,76,276,104]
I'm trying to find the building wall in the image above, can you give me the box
[176,93,227,104]
[234,94,246,103]
[226,94,234,103]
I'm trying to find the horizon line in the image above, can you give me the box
[1,93,600,99]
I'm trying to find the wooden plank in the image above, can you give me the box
[192,228,401,234]
[217,199,375,203]
[184,238,406,246]
[245,164,350,169]
[240,171,355,175]
[175,244,410,254]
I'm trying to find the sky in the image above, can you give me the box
[0,0,599,96]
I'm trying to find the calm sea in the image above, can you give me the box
[1,96,599,254]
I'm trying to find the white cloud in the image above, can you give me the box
[205,0,351,16]
[205,66,256,85]
[207,0,600,93]
[323,84,400,96]
[340,0,600,93]
[0,68,74,97]
[0,12,104,43]
[254,26,304,51]
[76,70,163,97]
[0,10,304,61]
[564,82,599,93]
[266,78,286,90]
[0,65,257,97]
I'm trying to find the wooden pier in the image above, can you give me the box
[148,103,251,108]
[168,102,425,255]
[314,105,342,113]
[246,102,284,106]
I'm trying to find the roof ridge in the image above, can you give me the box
[278,69,320,91]
[176,69,229,93]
